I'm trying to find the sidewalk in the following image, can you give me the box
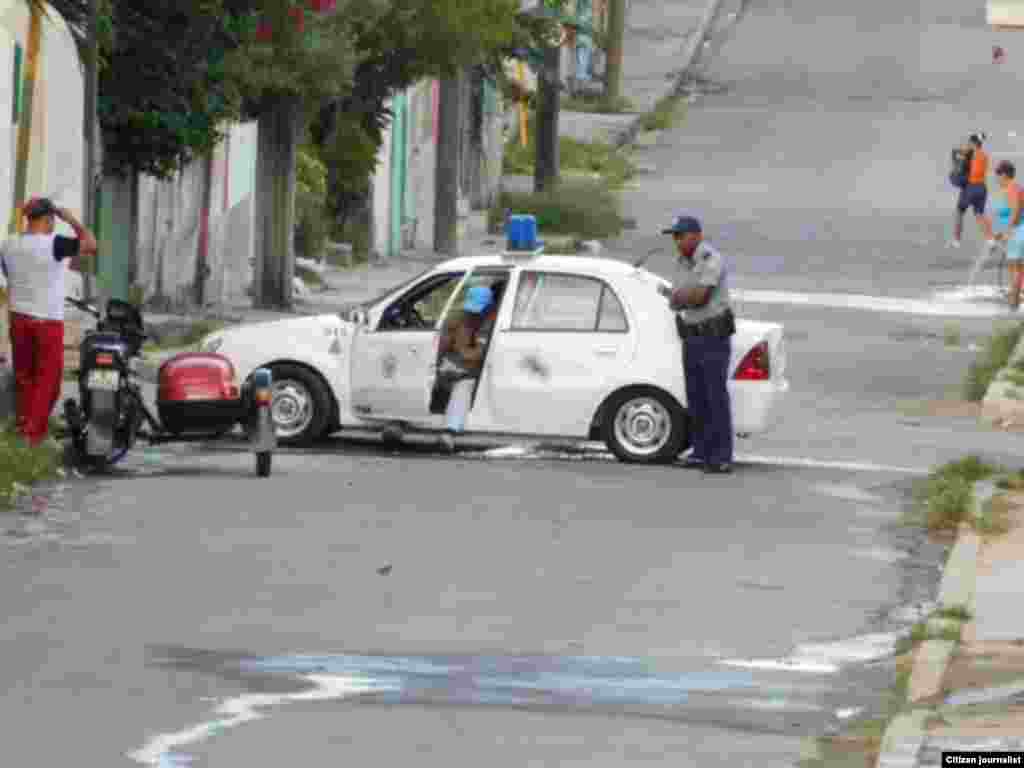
[868,482,1024,766]
[557,0,705,147]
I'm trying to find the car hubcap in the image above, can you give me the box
[613,397,672,456]
[271,380,313,439]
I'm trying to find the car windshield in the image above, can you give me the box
[336,267,436,319]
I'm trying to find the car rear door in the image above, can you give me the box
[484,269,634,437]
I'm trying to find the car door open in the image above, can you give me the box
[349,271,466,420]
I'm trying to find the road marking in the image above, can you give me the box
[477,446,931,474]
[127,674,386,766]
[733,288,1013,318]
[719,631,906,677]
[736,454,931,475]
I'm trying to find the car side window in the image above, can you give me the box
[377,272,465,331]
[596,285,628,331]
[511,272,628,332]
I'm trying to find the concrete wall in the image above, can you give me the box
[134,121,257,309]
[405,78,437,252]
[371,102,393,262]
[0,0,83,232]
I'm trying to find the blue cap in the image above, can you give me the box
[662,214,702,235]
[463,285,494,314]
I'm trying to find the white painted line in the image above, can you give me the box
[733,288,1014,318]
[719,631,906,678]
[479,446,931,474]
[718,658,839,675]
[735,454,931,474]
[127,674,389,766]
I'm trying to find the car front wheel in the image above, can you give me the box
[267,363,331,446]
[602,388,687,464]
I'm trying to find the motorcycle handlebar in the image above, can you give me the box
[65,296,100,317]
[64,296,149,341]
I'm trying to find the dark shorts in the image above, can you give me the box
[957,183,987,215]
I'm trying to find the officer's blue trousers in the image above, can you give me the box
[683,334,734,465]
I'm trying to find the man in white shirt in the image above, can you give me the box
[1,197,97,444]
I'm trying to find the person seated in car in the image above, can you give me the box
[436,285,494,453]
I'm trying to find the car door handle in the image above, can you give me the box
[595,346,617,356]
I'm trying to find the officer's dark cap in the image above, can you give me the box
[662,214,702,235]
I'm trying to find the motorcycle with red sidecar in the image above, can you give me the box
[62,297,276,476]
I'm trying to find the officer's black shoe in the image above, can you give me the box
[704,462,733,475]
[681,456,706,469]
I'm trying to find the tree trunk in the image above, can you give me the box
[434,74,463,257]
[603,0,625,103]
[194,150,214,308]
[255,96,303,310]
[534,45,561,194]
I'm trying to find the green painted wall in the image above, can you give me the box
[388,92,407,259]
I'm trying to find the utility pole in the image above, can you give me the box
[9,5,42,235]
[82,0,99,300]
[603,0,625,103]
[534,42,560,193]
[434,71,463,257]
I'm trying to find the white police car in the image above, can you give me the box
[201,242,788,463]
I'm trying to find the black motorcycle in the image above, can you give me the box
[63,297,276,475]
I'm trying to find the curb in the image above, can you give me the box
[980,330,1024,428]
[873,482,989,768]
[610,0,732,151]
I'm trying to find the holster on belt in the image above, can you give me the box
[677,309,735,339]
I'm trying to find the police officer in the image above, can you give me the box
[662,214,735,474]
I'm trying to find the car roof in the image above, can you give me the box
[436,252,642,278]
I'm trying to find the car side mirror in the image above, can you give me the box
[350,308,369,327]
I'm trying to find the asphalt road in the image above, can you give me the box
[6,0,1024,766]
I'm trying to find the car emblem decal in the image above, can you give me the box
[382,354,398,379]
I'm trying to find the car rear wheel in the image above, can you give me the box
[602,388,687,464]
[267,363,331,446]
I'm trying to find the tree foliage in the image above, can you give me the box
[94,0,265,179]
[311,0,566,221]
[225,0,360,118]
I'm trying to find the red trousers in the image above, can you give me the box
[9,312,64,444]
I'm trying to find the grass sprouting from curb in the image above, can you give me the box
[639,93,686,132]
[0,426,61,509]
[503,132,638,190]
[561,93,635,114]
[963,322,1024,401]
[489,179,627,240]
[977,493,1014,537]
[910,456,1001,533]
[935,604,973,622]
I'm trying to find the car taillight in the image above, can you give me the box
[734,341,770,381]
[95,353,114,366]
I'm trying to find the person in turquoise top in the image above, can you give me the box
[989,160,1024,310]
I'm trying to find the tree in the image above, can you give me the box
[224,0,358,309]
[310,0,563,232]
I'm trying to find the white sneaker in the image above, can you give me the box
[987,239,998,250]
[949,239,962,249]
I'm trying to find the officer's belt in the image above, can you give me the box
[676,308,735,339]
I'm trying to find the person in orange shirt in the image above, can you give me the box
[951,133,993,248]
